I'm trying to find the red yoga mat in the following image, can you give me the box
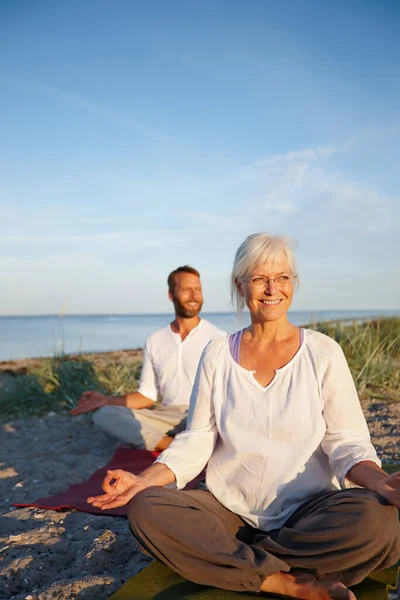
[14,447,205,516]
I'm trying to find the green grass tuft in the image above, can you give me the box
[308,317,400,401]
[0,352,143,418]
[0,374,59,417]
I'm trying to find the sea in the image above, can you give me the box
[0,310,399,362]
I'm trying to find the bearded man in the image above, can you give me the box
[71,266,224,451]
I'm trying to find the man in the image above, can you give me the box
[71,266,224,451]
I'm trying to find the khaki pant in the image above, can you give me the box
[93,404,188,450]
[128,487,400,593]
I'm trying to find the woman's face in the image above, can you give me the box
[239,257,295,323]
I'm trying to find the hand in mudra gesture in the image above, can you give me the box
[87,469,147,510]
[70,390,107,415]
[376,471,400,508]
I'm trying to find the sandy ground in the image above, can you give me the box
[1,413,153,600]
[1,399,399,600]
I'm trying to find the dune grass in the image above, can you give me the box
[308,317,400,402]
[0,317,399,418]
[0,353,142,418]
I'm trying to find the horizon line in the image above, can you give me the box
[0,309,398,319]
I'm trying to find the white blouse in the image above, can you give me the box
[156,329,380,530]
[137,319,225,407]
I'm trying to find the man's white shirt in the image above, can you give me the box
[137,319,225,407]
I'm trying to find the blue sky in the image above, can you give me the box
[1,0,399,315]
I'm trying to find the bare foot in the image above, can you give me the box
[154,435,174,451]
[260,572,356,600]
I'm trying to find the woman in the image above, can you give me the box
[88,233,400,600]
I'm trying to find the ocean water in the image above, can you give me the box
[0,310,399,362]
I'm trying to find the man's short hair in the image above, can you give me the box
[167,266,201,294]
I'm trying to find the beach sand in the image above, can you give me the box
[1,412,153,599]
[1,361,399,599]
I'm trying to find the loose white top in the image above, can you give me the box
[137,319,225,407]
[156,329,380,530]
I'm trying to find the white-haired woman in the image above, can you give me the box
[88,234,400,600]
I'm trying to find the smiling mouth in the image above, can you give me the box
[260,299,282,305]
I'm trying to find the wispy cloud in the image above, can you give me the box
[1,74,170,141]
[188,211,243,231]
[246,145,337,172]
[76,217,120,224]
[188,143,399,237]
[0,231,168,247]
[252,199,297,214]
[0,203,21,219]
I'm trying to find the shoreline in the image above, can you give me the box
[0,316,388,373]
[0,348,143,375]
[2,312,399,365]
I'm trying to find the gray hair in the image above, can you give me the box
[230,233,299,318]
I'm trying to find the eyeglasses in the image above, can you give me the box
[244,275,297,289]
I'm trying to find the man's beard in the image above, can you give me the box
[173,298,203,319]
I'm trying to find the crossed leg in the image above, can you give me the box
[127,487,400,598]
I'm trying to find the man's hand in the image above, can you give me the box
[71,391,108,415]
[87,469,147,510]
[376,471,400,508]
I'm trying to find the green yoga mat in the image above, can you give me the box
[109,560,400,600]
[110,464,400,600]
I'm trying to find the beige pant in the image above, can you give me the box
[93,404,188,450]
[128,487,400,593]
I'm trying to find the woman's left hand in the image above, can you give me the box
[376,471,400,507]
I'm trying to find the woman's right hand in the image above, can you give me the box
[87,469,148,510]
[70,391,108,415]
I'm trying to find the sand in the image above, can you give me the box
[1,412,153,599]
[1,396,399,599]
